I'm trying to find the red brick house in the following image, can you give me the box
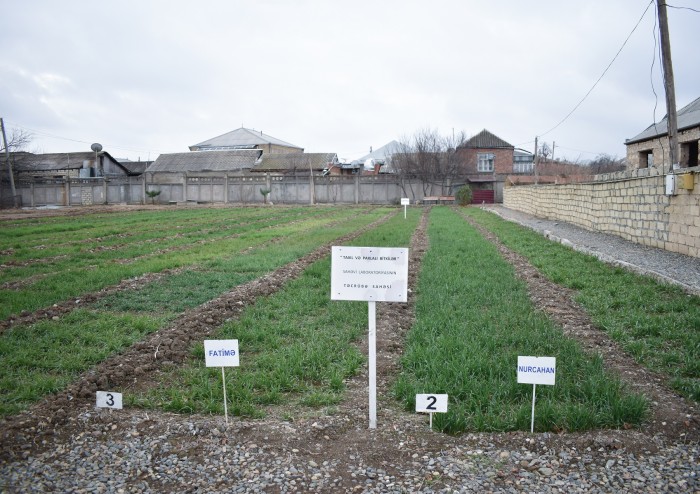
[456,129,530,203]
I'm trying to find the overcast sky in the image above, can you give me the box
[1,0,698,163]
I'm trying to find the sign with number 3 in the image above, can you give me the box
[96,391,123,409]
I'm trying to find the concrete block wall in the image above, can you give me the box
[503,167,700,257]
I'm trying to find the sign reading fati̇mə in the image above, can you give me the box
[330,246,409,302]
[517,356,556,386]
[204,339,239,367]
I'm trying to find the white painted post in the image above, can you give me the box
[369,301,377,429]
[530,384,536,433]
[222,367,229,424]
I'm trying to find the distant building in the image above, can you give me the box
[9,151,129,180]
[189,127,304,154]
[625,96,700,170]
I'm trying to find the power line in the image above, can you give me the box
[536,0,655,139]
[666,3,700,13]
[4,119,166,155]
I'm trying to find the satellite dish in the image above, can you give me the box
[91,143,103,153]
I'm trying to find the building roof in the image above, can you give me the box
[625,96,700,145]
[461,129,513,149]
[189,127,303,151]
[117,159,152,175]
[356,140,402,162]
[251,153,338,172]
[146,150,261,173]
[10,151,126,172]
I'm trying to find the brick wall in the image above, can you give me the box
[503,167,700,258]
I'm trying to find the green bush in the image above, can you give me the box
[455,186,472,206]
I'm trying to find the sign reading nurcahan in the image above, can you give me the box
[517,356,556,386]
[331,246,409,302]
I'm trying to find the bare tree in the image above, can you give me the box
[1,124,33,207]
[393,128,467,196]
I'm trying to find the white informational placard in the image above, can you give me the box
[517,356,556,385]
[401,198,410,206]
[415,394,448,413]
[204,340,240,367]
[330,246,409,302]
[96,391,123,409]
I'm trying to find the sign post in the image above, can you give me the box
[415,393,448,430]
[204,339,240,424]
[400,197,409,219]
[517,356,556,433]
[331,246,409,429]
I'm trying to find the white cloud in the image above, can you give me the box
[0,0,697,162]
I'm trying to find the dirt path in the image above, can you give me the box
[457,208,698,442]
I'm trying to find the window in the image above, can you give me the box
[513,161,533,173]
[477,153,494,172]
[639,150,653,169]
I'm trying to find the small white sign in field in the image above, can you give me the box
[415,394,448,413]
[517,356,557,432]
[517,356,556,385]
[330,246,409,302]
[96,391,123,409]
[416,393,448,430]
[401,198,410,205]
[204,340,240,367]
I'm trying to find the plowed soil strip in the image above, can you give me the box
[457,208,698,441]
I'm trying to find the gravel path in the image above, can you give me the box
[483,205,700,295]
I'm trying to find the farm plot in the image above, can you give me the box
[0,206,377,320]
[0,205,697,493]
[0,206,394,415]
[463,207,700,404]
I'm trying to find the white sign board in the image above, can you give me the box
[401,197,410,205]
[331,246,409,302]
[416,394,448,413]
[96,391,123,409]
[204,339,240,367]
[517,356,556,385]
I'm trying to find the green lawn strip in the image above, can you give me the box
[0,207,316,249]
[95,207,396,314]
[394,207,647,434]
[0,207,331,275]
[0,208,383,319]
[130,208,421,417]
[0,309,168,416]
[465,207,700,402]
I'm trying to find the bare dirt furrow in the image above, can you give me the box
[457,208,698,442]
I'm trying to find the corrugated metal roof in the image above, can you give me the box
[146,150,261,172]
[461,129,513,149]
[190,127,303,151]
[251,153,338,172]
[625,96,700,144]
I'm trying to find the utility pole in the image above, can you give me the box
[533,136,539,184]
[551,141,556,163]
[657,0,679,170]
[0,118,19,208]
